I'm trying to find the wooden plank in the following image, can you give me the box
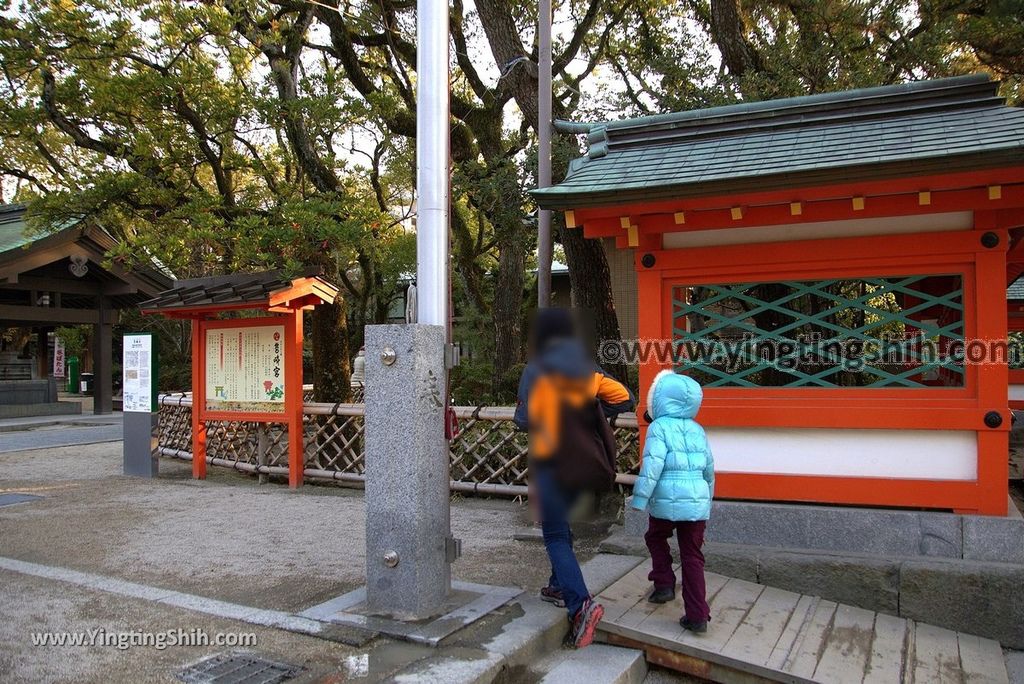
[957,632,1009,684]
[902,620,919,684]
[604,631,777,684]
[913,622,965,684]
[600,602,820,684]
[767,595,818,671]
[597,562,651,623]
[812,603,876,683]
[616,588,668,629]
[721,586,803,666]
[704,572,731,604]
[784,599,838,679]
[628,571,735,653]
[863,612,909,684]
[694,577,765,653]
[631,599,692,650]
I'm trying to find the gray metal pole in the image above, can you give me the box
[416,0,450,326]
[537,0,553,308]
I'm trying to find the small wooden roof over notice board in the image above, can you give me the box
[139,270,338,318]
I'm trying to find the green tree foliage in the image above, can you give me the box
[0,0,414,399]
[2,0,1021,402]
[600,0,1023,114]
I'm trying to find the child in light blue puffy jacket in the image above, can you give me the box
[631,370,714,633]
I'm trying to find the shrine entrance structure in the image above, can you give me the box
[535,75,1024,515]
[141,272,338,488]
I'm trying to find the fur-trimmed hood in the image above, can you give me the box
[646,369,703,420]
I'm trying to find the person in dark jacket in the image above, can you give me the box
[515,308,634,648]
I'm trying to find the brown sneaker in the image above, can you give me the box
[540,586,566,608]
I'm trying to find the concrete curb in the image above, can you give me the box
[601,527,1024,649]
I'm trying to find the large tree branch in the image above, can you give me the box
[475,0,540,125]
[707,0,765,81]
[236,4,340,194]
[451,0,491,101]
[171,89,234,206]
[552,0,604,74]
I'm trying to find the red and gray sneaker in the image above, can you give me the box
[540,586,566,608]
[570,598,605,648]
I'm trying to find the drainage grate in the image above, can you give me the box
[176,652,302,684]
[0,493,42,507]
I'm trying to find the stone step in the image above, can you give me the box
[389,554,647,683]
[537,644,648,684]
[624,495,1024,564]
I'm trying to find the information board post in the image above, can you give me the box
[192,316,300,486]
[122,332,159,477]
[285,313,304,489]
[191,319,207,480]
[141,273,336,489]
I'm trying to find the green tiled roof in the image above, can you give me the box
[0,203,31,254]
[533,75,1024,210]
[1009,278,1024,301]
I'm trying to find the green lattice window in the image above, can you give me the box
[671,275,965,388]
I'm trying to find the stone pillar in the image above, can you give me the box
[93,298,113,414]
[364,323,451,619]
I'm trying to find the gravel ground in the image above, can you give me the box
[0,444,581,611]
[0,441,631,682]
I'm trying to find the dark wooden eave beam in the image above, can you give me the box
[0,276,138,297]
[0,303,119,325]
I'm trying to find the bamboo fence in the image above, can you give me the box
[156,390,640,496]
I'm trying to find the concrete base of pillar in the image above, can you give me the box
[298,581,520,646]
[364,324,453,620]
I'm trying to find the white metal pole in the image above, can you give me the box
[417,0,450,326]
[537,0,553,308]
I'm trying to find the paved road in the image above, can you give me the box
[0,421,123,454]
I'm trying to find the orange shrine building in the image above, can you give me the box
[534,75,1024,516]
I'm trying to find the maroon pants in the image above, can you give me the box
[644,516,710,623]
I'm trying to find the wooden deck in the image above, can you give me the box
[595,561,1008,683]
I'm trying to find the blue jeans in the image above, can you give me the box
[534,464,589,616]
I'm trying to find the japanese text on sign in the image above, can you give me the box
[123,334,154,412]
[205,325,286,412]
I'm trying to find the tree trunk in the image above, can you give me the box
[311,259,351,403]
[560,222,627,384]
[492,228,527,396]
[550,137,626,382]
[709,0,764,81]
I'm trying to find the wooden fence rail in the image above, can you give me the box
[156,393,640,496]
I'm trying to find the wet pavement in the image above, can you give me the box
[0,419,123,454]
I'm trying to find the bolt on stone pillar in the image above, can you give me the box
[364,323,451,619]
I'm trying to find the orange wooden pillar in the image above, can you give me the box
[973,211,1010,515]
[284,310,304,489]
[191,318,207,480]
